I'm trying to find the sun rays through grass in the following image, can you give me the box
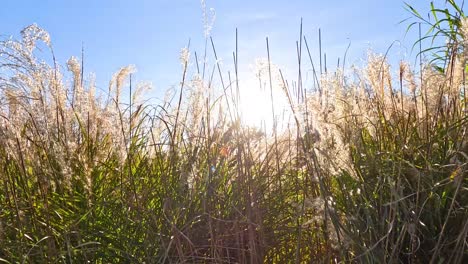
[0,1,467,263]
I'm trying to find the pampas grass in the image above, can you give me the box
[0,1,467,262]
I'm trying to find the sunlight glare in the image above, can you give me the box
[237,77,290,132]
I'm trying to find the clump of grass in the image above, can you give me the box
[0,1,467,263]
[307,51,467,262]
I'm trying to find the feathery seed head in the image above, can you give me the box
[20,24,51,53]
[180,47,190,66]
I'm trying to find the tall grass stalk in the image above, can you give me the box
[0,2,467,262]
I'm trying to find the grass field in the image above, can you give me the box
[0,1,467,263]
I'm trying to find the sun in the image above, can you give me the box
[237,77,290,131]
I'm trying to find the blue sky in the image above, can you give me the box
[0,0,441,102]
